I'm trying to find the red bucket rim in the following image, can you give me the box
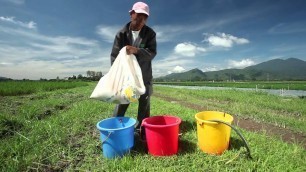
[142,115,181,128]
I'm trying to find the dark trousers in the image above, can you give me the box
[113,84,152,129]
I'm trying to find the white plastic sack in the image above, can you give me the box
[90,46,146,104]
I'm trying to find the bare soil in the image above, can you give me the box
[153,92,306,149]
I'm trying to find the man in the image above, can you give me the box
[111,2,157,130]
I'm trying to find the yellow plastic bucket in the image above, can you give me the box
[195,111,233,155]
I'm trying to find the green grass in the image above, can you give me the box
[0,80,88,96]
[154,86,306,134]
[155,81,306,91]
[0,82,305,171]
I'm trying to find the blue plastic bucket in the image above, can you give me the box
[97,117,136,159]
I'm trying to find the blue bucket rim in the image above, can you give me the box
[96,117,136,131]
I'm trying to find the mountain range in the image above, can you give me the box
[155,58,306,81]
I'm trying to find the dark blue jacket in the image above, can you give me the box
[110,22,157,85]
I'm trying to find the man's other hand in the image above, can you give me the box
[126,45,138,55]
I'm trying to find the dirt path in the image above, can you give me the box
[153,93,306,149]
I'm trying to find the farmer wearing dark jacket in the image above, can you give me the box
[111,2,157,130]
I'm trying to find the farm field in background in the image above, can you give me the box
[0,81,305,171]
[154,81,306,91]
[0,81,89,96]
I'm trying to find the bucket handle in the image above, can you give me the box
[135,121,139,128]
[205,119,252,159]
[101,131,113,144]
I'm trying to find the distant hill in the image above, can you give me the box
[155,58,306,81]
[161,68,206,81]
[0,76,12,81]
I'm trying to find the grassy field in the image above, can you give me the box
[154,86,306,134]
[0,81,88,96]
[154,81,306,91]
[0,81,305,171]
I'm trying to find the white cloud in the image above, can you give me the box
[96,25,121,43]
[202,66,219,72]
[152,32,250,77]
[153,41,207,77]
[228,59,255,69]
[172,66,185,73]
[0,62,13,66]
[154,56,191,70]
[153,56,192,77]
[204,33,249,48]
[166,65,186,75]
[0,16,14,22]
[152,22,222,43]
[27,21,36,29]
[0,24,111,79]
[153,25,188,43]
[0,16,37,29]
[151,12,254,43]
[268,22,306,34]
[174,42,206,57]
[3,0,25,5]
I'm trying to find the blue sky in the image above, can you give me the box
[1,0,306,80]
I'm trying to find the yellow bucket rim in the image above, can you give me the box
[195,111,233,125]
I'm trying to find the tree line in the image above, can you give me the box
[66,70,103,81]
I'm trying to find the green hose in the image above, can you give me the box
[208,119,252,159]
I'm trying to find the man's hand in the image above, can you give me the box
[126,45,138,55]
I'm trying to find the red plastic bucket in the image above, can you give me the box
[141,115,181,156]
